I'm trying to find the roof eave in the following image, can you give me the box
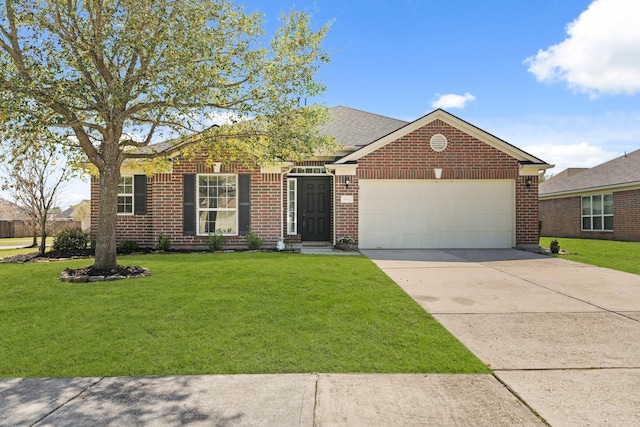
[540,181,640,199]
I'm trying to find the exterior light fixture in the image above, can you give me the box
[525,177,532,187]
[345,178,350,188]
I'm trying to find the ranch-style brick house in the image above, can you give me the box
[539,148,640,241]
[91,107,551,251]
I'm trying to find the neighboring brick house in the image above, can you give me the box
[91,107,551,250]
[539,149,640,241]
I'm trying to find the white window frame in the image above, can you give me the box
[582,194,613,231]
[287,178,297,235]
[197,174,238,236]
[289,166,326,175]
[117,176,134,215]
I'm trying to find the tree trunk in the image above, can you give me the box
[94,166,120,270]
[31,232,37,248]
[39,229,47,255]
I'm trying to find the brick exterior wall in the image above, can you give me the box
[91,157,283,249]
[540,188,640,241]
[91,119,541,249]
[344,119,540,248]
[333,174,358,242]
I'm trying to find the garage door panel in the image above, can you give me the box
[359,180,515,249]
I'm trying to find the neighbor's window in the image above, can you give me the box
[582,194,613,231]
[197,175,237,235]
[117,176,134,214]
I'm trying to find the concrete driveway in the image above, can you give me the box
[363,249,640,427]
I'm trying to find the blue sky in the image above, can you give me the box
[276,0,640,171]
[5,0,640,208]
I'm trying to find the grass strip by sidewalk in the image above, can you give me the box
[540,237,640,275]
[0,252,489,377]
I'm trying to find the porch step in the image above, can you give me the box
[302,241,332,248]
[300,242,360,256]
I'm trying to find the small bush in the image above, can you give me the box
[118,239,139,254]
[52,227,89,252]
[245,228,263,250]
[157,233,172,251]
[207,230,226,252]
[336,236,355,245]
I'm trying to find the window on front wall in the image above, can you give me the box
[582,194,613,231]
[118,176,134,214]
[197,174,237,235]
[287,178,297,234]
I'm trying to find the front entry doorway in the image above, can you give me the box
[297,177,331,241]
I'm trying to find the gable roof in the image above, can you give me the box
[335,109,552,171]
[539,148,640,197]
[319,106,408,151]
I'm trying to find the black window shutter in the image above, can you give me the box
[183,174,196,235]
[133,175,147,215]
[238,174,250,235]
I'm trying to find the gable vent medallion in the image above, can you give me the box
[430,134,448,152]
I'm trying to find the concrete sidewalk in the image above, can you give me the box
[0,374,543,426]
[364,249,640,427]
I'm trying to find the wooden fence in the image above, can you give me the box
[0,220,81,238]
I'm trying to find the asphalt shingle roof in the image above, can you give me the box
[319,106,408,150]
[539,148,640,196]
[142,106,407,155]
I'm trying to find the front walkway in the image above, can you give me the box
[363,249,640,427]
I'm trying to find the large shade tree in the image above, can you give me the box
[1,140,75,255]
[0,0,332,269]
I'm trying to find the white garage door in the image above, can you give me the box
[358,180,515,249]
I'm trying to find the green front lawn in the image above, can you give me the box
[0,237,41,258]
[0,247,37,258]
[0,252,488,377]
[0,237,40,247]
[540,237,640,275]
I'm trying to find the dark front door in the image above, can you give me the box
[298,177,331,241]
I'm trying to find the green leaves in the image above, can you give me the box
[1,0,332,268]
[1,0,332,167]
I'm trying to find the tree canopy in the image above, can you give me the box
[0,0,332,269]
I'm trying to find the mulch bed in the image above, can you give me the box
[59,264,151,282]
[0,248,96,263]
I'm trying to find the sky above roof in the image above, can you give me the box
[4,0,640,208]
[275,0,639,173]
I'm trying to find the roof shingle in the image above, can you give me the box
[319,106,408,150]
[539,148,640,196]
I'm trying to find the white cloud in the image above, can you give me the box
[523,142,619,174]
[478,111,640,173]
[525,0,640,96]
[431,92,476,109]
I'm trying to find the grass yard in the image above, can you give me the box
[0,237,41,247]
[0,247,37,258]
[0,252,489,378]
[540,237,640,275]
[0,237,42,258]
